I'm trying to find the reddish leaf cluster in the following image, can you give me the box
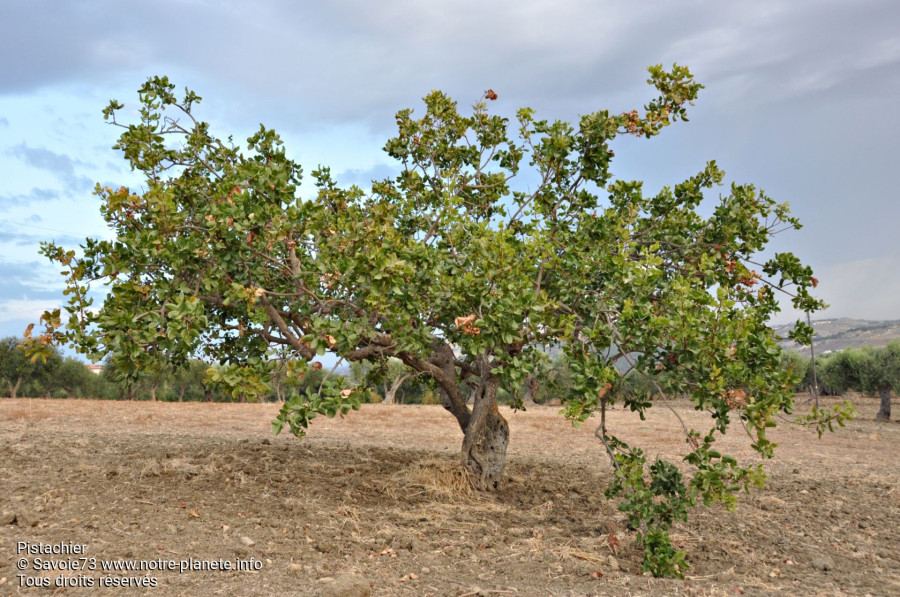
[725,388,749,409]
[454,314,481,336]
[623,109,640,134]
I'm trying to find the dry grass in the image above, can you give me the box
[2,403,53,421]
[381,458,474,500]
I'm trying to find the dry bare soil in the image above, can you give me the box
[1,396,898,596]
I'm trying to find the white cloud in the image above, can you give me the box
[7,143,93,192]
[778,257,900,323]
[0,0,898,332]
[820,258,900,320]
[0,298,60,325]
[855,35,900,70]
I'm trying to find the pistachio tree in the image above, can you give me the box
[27,66,831,574]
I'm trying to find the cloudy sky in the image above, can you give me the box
[1,0,898,349]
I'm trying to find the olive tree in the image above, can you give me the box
[868,342,900,420]
[779,350,811,393]
[819,344,898,420]
[349,357,420,404]
[55,357,96,398]
[27,66,831,575]
[1,336,36,398]
[2,336,66,398]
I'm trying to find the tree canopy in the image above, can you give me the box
[819,343,899,420]
[26,65,830,576]
[2,335,50,399]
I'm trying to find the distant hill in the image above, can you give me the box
[775,318,900,354]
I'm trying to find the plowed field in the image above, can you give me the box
[1,396,898,596]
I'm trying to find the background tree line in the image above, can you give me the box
[0,335,659,404]
[780,341,899,420]
[2,336,213,401]
[4,334,897,420]
[1,336,433,403]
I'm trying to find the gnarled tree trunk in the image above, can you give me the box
[409,345,510,491]
[421,347,509,490]
[461,369,509,491]
[877,386,891,421]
